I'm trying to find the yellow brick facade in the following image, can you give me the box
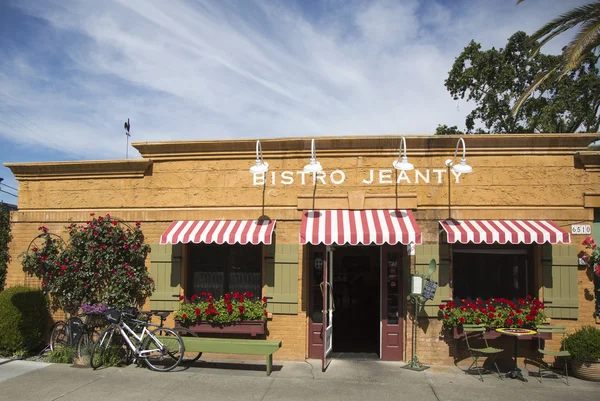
[4,134,600,364]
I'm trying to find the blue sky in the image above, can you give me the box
[0,0,589,203]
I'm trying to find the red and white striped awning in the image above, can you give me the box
[159,220,276,245]
[439,219,570,244]
[300,210,422,246]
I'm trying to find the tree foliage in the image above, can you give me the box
[437,31,600,134]
[0,204,12,291]
[20,214,154,311]
[514,1,600,113]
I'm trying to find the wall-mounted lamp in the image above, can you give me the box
[303,138,323,173]
[445,137,472,174]
[249,140,269,174]
[392,136,414,171]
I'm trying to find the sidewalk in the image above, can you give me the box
[0,357,599,401]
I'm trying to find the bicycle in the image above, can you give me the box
[49,310,102,360]
[90,306,185,372]
[140,310,202,363]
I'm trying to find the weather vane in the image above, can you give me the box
[124,118,131,159]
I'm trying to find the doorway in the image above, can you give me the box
[331,245,380,354]
[307,243,405,362]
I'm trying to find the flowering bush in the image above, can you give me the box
[20,214,154,311]
[174,291,268,325]
[439,296,547,329]
[581,236,600,278]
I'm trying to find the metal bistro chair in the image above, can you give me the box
[536,325,571,385]
[462,324,504,382]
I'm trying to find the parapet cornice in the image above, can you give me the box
[132,134,599,161]
[4,159,152,181]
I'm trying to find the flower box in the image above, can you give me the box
[451,325,551,340]
[176,320,266,337]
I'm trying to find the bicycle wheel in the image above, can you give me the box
[90,325,117,369]
[141,328,184,372]
[49,321,68,351]
[77,329,100,360]
[173,327,202,363]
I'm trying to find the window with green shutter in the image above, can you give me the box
[264,243,299,314]
[542,243,579,319]
[149,243,182,311]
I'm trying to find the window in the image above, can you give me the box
[452,244,534,300]
[186,243,262,299]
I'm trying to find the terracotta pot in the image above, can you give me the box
[175,320,266,337]
[572,360,600,382]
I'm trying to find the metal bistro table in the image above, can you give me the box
[496,328,537,382]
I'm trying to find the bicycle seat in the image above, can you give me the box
[153,311,171,319]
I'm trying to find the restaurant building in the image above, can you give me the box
[4,134,600,366]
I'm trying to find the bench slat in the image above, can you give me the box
[161,337,282,355]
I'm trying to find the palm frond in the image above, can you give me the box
[529,2,600,43]
[530,25,573,56]
[560,17,600,76]
[512,65,559,115]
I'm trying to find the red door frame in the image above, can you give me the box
[380,244,404,360]
[307,243,405,361]
[308,244,325,359]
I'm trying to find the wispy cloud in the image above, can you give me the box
[0,0,588,169]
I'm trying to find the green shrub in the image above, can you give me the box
[46,347,75,363]
[0,286,50,356]
[562,326,600,361]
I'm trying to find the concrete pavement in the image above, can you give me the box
[0,356,599,401]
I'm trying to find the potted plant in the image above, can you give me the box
[562,326,600,381]
[174,291,268,337]
[439,296,547,339]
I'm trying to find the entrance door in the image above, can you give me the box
[322,245,334,371]
[380,244,404,360]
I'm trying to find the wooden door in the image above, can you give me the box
[380,244,404,360]
[322,246,334,371]
[308,245,325,359]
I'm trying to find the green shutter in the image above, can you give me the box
[593,208,600,239]
[542,244,579,319]
[149,243,182,311]
[265,243,299,314]
[414,243,450,317]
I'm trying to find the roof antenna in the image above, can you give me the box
[124,118,131,159]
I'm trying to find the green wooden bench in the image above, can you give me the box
[178,337,282,375]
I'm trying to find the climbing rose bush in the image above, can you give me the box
[581,236,600,277]
[175,291,268,325]
[439,296,546,329]
[21,214,154,310]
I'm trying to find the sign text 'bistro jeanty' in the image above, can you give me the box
[252,168,465,186]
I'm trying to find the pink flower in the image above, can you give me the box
[595,264,600,277]
[135,221,141,227]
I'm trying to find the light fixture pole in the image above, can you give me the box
[392,136,415,171]
[303,138,323,173]
[392,136,414,210]
[249,140,269,174]
[444,138,473,219]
